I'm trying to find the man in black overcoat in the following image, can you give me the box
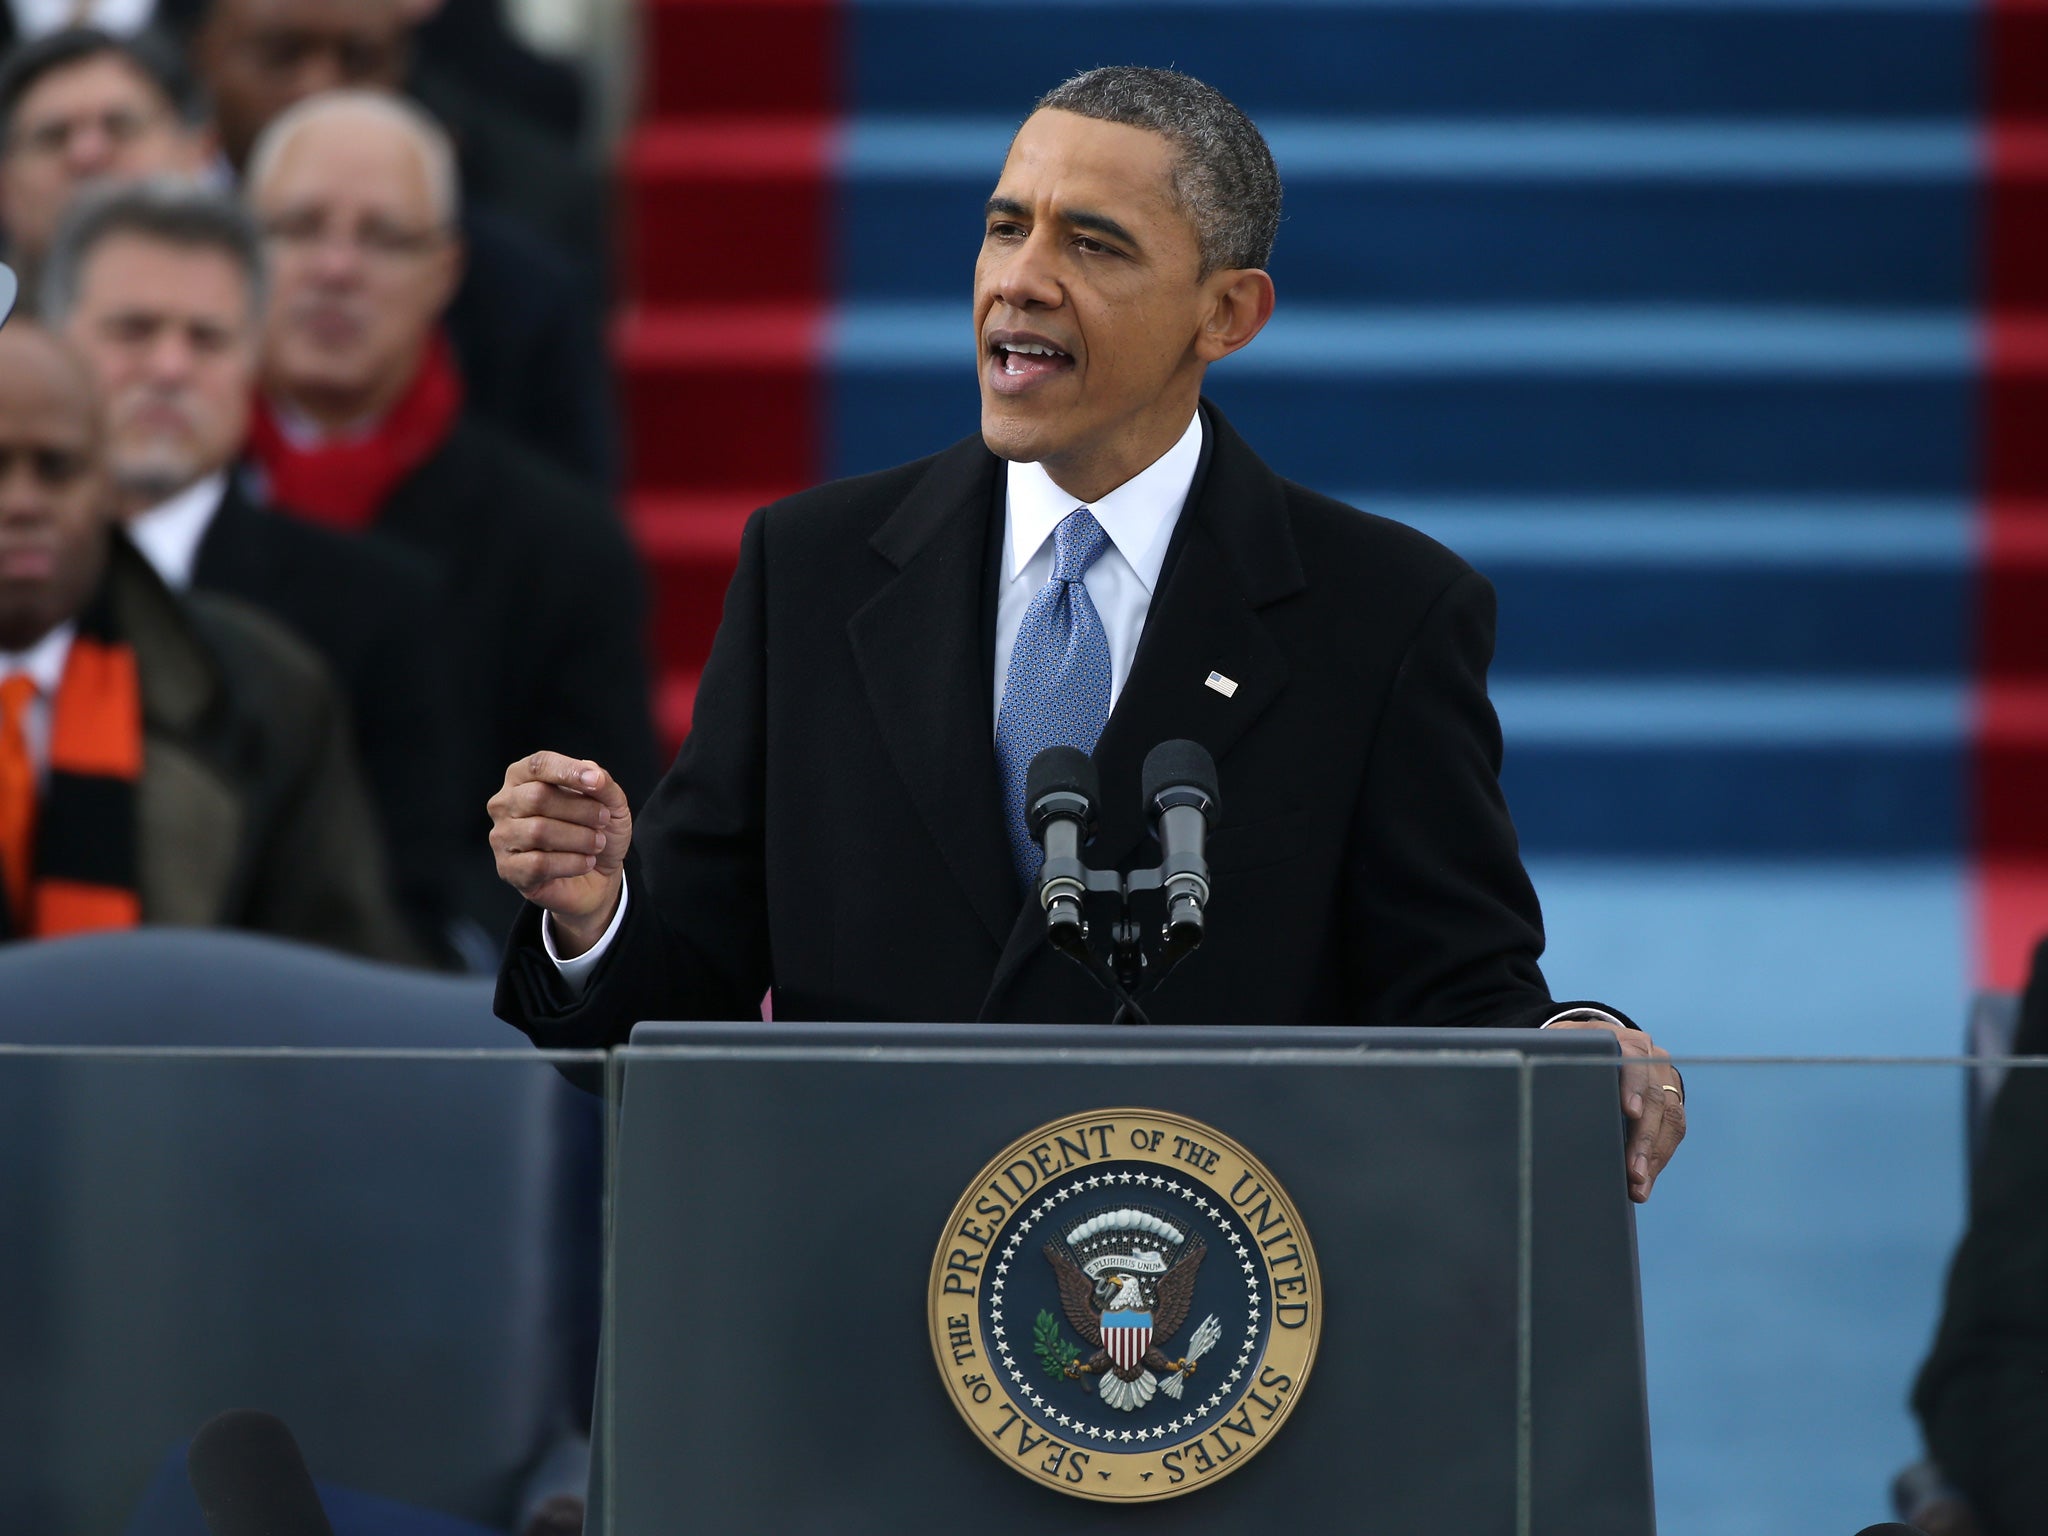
[490,68,1688,1200]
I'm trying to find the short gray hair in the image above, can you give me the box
[245,90,461,229]
[1034,67,1281,275]
[39,176,266,324]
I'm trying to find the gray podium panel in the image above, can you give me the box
[605,1025,1652,1535]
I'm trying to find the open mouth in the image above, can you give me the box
[988,336,1075,391]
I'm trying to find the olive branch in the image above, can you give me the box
[1033,1309,1080,1381]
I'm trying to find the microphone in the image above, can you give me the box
[1141,739,1219,954]
[187,1410,335,1536]
[1851,1528,1925,1535]
[1025,746,1100,954]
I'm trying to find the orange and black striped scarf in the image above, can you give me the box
[0,590,143,941]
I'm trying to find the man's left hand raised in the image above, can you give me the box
[1545,1019,1686,1203]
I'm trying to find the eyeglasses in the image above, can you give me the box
[7,105,168,161]
[258,214,448,264]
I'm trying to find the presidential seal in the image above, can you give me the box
[927,1108,1321,1502]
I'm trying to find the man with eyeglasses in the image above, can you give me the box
[242,90,656,939]
[0,27,207,302]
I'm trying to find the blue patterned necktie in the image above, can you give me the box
[996,508,1113,886]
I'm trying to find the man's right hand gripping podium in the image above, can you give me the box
[488,67,1685,1203]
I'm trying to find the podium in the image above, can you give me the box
[599,1024,1655,1534]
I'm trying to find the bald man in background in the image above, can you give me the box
[0,320,411,957]
[241,91,655,936]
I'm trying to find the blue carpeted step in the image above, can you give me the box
[849,1,1978,120]
[840,119,1979,306]
[1486,564,1965,677]
[1503,744,1960,854]
[1396,497,1970,676]
[1497,677,1966,854]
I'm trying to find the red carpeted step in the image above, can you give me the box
[615,304,823,491]
[643,0,841,120]
[621,120,833,306]
[633,492,763,705]
[623,0,839,758]
[1975,682,2048,884]
[1974,0,2048,984]
[1990,127,2048,308]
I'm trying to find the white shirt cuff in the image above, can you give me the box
[1540,1006,1625,1029]
[542,880,630,996]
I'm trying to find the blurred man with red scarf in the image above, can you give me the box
[242,90,656,936]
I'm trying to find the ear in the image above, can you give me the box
[1193,268,1275,366]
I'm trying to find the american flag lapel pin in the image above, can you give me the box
[1204,671,1239,698]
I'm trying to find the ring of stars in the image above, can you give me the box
[985,1164,1265,1446]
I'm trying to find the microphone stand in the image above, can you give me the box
[1039,857,1201,1026]
[1027,740,1215,1026]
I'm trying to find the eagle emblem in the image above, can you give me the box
[1038,1207,1223,1413]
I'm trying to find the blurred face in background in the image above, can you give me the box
[250,111,460,428]
[62,235,259,509]
[0,54,204,265]
[197,0,411,170]
[0,328,113,652]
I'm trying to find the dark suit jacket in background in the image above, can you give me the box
[96,533,417,962]
[376,413,658,938]
[447,205,618,490]
[192,477,467,962]
[1914,942,2048,1536]
[413,0,587,144]
[413,65,605,284]
[500,403,1621,1043]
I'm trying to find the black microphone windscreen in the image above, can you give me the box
[1852,1526,1926,1535]
[187,1410,335,1536]
[1025,745,1100,810]
[1142,739,1220,816]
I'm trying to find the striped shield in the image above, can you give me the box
[1102,1310,1153,1374]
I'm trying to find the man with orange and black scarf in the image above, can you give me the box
[0,317,413,958]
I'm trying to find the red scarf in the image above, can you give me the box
[249,333,465,531]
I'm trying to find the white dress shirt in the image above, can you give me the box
[125,471,228,592]
[0,622,77,784]
[994,410,1202,718]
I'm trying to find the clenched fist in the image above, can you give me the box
[489,752,632,957]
